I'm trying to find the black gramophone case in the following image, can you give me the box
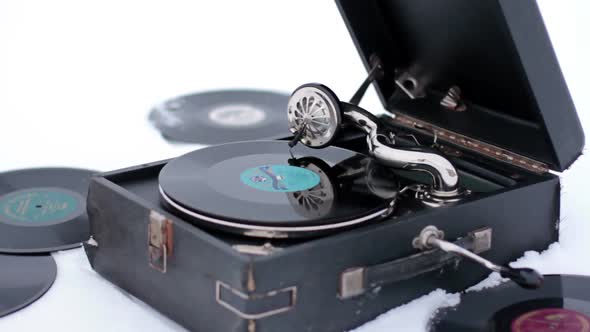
[84,1,584,331]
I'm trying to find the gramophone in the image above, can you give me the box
[83,1,584,331]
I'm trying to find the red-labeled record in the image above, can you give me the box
[431,275,590,332]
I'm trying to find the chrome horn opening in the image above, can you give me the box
[287,84,342,148]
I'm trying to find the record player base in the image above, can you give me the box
[84,160,559,332]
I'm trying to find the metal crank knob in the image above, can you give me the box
[498,266,544,289]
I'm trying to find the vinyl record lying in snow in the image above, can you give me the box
[431,274,590,332]
[0,253,57,317]
[0,167,95,253]
[149,89,290,144]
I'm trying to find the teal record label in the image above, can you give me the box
[0,187,85,227]
[240,164,320,193]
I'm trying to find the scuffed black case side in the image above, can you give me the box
[84,160,559,332]
[84,162,252,332]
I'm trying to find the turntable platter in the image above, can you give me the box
[158,141,394,237]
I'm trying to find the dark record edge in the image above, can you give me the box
[0,168,95,254]
[158,141,393,235]
[149,89,291,144]
[160,185,392,229]
[157,132,292,145]
[153,88,291,105]
[0,242,82,254]
[159,186,391,238]
[159,140,386,227]
[0,167,98,177]
[0,254,57,318]
[161,139,371,166]
[427,274,590,332]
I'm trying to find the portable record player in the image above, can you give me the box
[84,1,584,331]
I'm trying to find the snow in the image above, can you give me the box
[352,290,461,332]
[0,0,588,331]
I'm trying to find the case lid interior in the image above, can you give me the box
[336,0,584,171]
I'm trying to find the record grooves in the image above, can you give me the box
[160,187,389,236]
[150,89,290,144]
[0,254,57,317]
[0,168,96,253]
[158,141,397,238]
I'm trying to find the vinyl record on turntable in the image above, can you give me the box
[149,89,290,144]
[431,275,590,332]
[0,167,95,253]
[158,141,397,238]
[0,253,57,317]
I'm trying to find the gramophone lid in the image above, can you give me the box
[337,0,584,171]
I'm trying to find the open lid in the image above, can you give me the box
[336,0,584,172]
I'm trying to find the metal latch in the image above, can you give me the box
[469,227,493,254]
[148,211,174,273]
[232,243,281,256]
[216,281,297,320]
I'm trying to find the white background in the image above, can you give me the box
[0,1,588,331]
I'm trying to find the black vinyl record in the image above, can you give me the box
[149,89,290,144]
[431,275,590,332]
[159,141,397,238]
[0,168,95,253]
[0,254,57,317]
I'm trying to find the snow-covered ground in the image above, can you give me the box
[0,1,588,331]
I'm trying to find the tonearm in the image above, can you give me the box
[286,81,468,206]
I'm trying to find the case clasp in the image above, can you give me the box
[148,211,174,273]
[216,281,297,320]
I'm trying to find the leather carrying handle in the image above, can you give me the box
[339,227,491,299]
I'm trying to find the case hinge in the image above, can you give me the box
[216,281,297,320]
[148,211,174,273]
